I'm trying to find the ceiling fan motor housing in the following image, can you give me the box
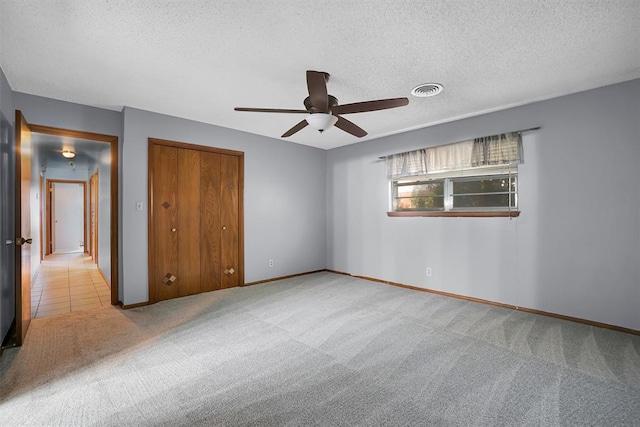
[304,95,339,112]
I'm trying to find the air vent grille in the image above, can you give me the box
[411,83,443,98]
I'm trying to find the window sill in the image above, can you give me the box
[387,211,520,218]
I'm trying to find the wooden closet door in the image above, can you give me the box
[149,138,243,303]
[151,145,179,302]
[200,152,222,292]
[220,154,240,289]
[177,148,202,296]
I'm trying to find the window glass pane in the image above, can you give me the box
[390,170,518,213]
[453,177,515,194]
[453,194,514,208]
[395,181,444,210]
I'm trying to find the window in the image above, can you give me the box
[393,180,445,211]
[386,131,523,217]
[451,173,517,210]
[391,169,517,214]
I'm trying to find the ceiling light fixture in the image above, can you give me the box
[306,113,338,133]
[62,150,76,159]
[411,83,444,98]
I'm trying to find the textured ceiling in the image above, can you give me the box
[31,132,110,170]
[1,1,638,150]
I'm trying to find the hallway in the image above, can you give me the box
[31,253,112,319]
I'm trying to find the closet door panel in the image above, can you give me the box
[151,145,179,302]
[220,154,239,289]
[200,152,222,292]
[177,148,202,297]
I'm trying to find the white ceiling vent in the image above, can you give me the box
[411,83,443,98]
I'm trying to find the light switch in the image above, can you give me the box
[136,201,144,211]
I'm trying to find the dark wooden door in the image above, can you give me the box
[15,110,32,346]
[200,151,222,292]
[177,148,201,297]
[149,140,243,303]
[220,154,240,289]
[151,144,179,302]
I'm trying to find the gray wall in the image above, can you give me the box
[86,147,112,284]
[13,93,123,139]
[0,67,12,121]
[121,107,327,305]
[0,66,15,343]
[6,80,639,331]
[326,79,640,331]
[94,149,112,283]
[8,95,328,307]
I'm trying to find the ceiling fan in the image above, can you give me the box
[234,70,409,138]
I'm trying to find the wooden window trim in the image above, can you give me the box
[387,211,520,218]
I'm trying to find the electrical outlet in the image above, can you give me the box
[269,259,274,268]
[426,267,432,277]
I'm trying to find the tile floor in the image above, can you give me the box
[31,252,112,319]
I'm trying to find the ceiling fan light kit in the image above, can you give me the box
[234,70,409,138]
[306,113,338,132]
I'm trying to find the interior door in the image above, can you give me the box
[149,139,244,304]
[200,151,221,293]
[0,113,15,343]
[15,110,32,346]
[220,154,240,289]
[150,144,179,303]
[177,148,201,297]
[53,182,84,253]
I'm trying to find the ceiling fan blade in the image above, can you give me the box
[234,107,309,114]
[306,70,329,112]
[334,116,367,138]
[281,120,309,137]
[331,97,409,115]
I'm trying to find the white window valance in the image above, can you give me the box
[425,139,475,173]
[471,132,523,167]
[385,148,428,179]
[386,131,523,179]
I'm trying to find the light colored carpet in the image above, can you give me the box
[1,272,639,426]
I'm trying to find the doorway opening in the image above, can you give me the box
[5,112,119,346]
[46,180,87,255]
[25,121,119,323]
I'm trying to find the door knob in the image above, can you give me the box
[171,228,176,232]
[222,226,226,230]
[16,237,33,246]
